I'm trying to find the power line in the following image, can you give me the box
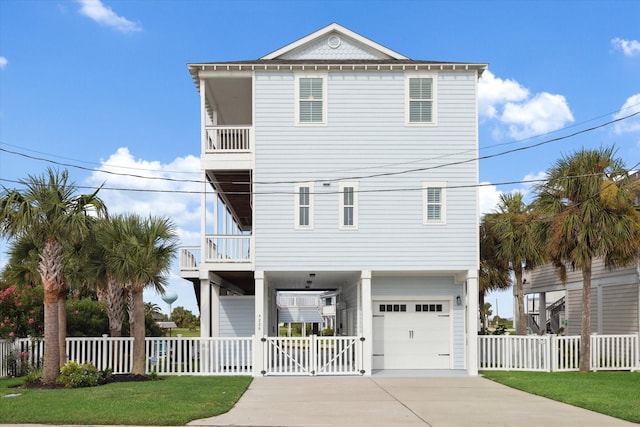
[2,102,638,178]
[1,110,639,189]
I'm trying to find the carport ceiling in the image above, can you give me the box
[268,271,361,290]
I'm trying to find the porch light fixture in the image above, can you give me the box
[309,273,316,278]
[456,295,462,306]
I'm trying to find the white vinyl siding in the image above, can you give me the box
[295,183,314,229]
[254,70,478,270]
[219,296,255,337]
[423,182,446,224]
[296,74,327,125]
[406,75,436,125]
[339,182,358,229]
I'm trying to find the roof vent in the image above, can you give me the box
[327,35,341,49]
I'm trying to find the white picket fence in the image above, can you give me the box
[478,334,640,372]
[0,335,362,378]
[2,333,638,378]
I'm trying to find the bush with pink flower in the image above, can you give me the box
[0,283,44,341]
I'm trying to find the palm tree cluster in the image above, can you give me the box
[0,168,178,383]
[481,146,640,371]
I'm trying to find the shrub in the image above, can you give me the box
[321,328,334,336]
[57,361,103,388]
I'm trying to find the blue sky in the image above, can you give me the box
[1,0,639,318]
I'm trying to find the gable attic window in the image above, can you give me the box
[295,183,314,229]
[406,75,437,125]
[296,74,327,125]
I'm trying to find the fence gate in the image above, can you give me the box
[263,336,362,376]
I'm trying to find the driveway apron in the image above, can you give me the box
[188,376,636,427]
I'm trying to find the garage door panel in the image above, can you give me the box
[374,300,451,369]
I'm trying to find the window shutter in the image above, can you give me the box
[409,78,433,123]
[299,78,323,123]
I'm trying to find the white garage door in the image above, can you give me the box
[373,301,451,369]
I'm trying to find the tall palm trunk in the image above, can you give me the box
[580,259,592,372]
[57,291,67,368]
[38,238,63,384]
[106,277,124,337]
[514,269,526,335]
[130,286,146,375]
[479,291,486,331]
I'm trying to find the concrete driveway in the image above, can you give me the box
[189,375,636,427]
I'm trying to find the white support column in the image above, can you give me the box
[361,270,372,376]
[211,282,220,337]
[539,292,547,335]
[199,279,211,338]
[253,271,265,376]
[467,269,479,376]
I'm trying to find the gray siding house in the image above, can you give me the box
[524,259,640,336]
[179,23,486,375]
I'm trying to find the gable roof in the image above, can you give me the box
[261,23,408,60]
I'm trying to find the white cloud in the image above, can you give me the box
[501,93,574,140]
[479,182,502,217]
[85,147,201,243]
[479,70,574,140]
[0,56,7,69]
[75,0,142,33]
[613,93,640,134]
[478,70,529,119]
[612,38,640,57]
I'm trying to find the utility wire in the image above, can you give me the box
[1,110,639,188]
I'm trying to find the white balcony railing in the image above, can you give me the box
[205,235,251,263]
[179,247,200,270]
[277,294,320,307]
[178,236,251,273]
[205,126,252,152]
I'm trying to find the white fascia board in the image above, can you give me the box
[261,23,408,60]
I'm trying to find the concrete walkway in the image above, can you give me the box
[188,376,636,427]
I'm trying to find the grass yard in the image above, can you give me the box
[168,327,200,337]
[482,371,640,423]
[0,375,251,425]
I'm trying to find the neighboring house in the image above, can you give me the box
[524,259,640,336]
[179,23,486,375]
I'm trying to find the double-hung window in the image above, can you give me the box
[295,183,314,229]
[339,182,358,229]
[423,182,446,224]
[406,75,436,125]
[296,74,327,125]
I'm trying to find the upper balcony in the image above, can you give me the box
[197,74,253,171]
[202,125,253,171]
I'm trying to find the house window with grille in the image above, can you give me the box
[406,75,436,125]
[297,75,326,124]
[423,182,446,224]
[339,182,358,229]
[295,183,314,229]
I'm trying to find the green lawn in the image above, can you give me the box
[482,371,640,423]
[0,375,251,425]
[168,327,200,337]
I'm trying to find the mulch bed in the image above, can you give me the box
[16,374,152,390]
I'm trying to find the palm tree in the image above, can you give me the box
[479,219,512,331]
[0,168,106,384]
[98,214,177,375]
[487,192,545,335]
[535,146,640,371]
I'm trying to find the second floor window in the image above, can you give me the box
[295,183,314,229]
[339,182,358,229]
[297,75,326,124]
[423,182,446,224]
[407,76,435,124]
